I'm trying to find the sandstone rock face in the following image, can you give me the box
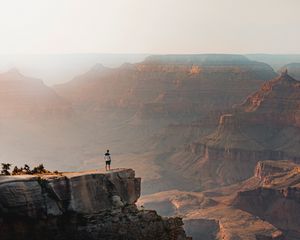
[237,71,300,127]
[232,187,300,237]
[0,169,140,217]
[0,169,189,240]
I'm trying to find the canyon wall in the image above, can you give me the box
[179,72,300,189]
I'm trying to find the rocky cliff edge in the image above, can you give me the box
[0,168,190,240]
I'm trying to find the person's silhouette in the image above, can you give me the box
[104,149,111,171]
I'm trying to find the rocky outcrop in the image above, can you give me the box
[279,63,300,81]
[254,160,300,183]
[232,161,300,239]
[0,169,190,240]
[232,187,300,236]
[237,70,300,127]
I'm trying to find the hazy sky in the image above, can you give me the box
[0,0,299,54]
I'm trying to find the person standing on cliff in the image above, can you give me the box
[104,149,111,171]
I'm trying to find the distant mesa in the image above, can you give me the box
[90,63,109,72]
[143,54,251,65]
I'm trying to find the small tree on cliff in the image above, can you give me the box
[1,163,11,175]
[12,166,19,175]
[12,166,24,175]
[24,164,31,174]
[31,164,49,174]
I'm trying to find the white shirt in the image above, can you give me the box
[104,154,111,161]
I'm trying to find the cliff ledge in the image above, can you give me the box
[0,168,189,240]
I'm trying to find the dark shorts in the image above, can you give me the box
[106,161,111,165]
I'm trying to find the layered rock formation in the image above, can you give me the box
[55,54,276,123]
[232,160,300,239]
[177,72,300,188]
[0,169,189,240]
[140,160,300,240]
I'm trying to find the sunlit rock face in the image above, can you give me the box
[0,169,190,240]
[0,169,140,218]
[237,71,300,127]
[0,69,73,120]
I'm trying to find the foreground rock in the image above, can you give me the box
[140,160,300,240]
[0,169,189,240]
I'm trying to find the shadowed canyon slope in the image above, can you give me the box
[140,160,300,240]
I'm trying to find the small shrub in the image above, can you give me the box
[24,164,31,174]
[2,163,56,176]
[1,163,11,176]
